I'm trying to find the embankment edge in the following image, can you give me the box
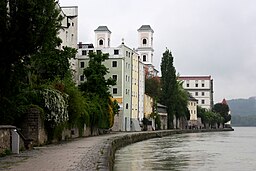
[96,128,234,171]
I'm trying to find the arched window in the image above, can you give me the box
[143,55,147,62]
[142,38,147,45]
[99,39,103,45]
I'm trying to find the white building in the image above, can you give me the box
[58,6,78,82]
[178,76,214,109]
[77,26,142,131]
[136,25,158,78]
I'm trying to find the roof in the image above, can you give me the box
[222,98,227,105]
[137,25,154,33]
[94,26,111,33]
[178,75,212,80]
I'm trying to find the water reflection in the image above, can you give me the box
[114,128,256,171]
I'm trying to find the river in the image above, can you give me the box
[114,127,256,171]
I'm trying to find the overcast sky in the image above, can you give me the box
[60,0,256,103]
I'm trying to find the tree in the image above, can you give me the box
[0,0,62,98]
[80,51,116,131]
[0,0,66,124]
[174,81,189,128]
[145,76,161,100]
[213,103,231,123]
[30,47,77,85]
[160,49,177,129]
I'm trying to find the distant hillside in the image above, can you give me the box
[227,97,256,116]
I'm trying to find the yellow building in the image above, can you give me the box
[144,94,155,130]
[131,51,141,131]
[187,95,198,128]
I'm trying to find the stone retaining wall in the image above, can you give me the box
[0,125,16,154]
[97,128,234,171]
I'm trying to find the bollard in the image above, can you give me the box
[12,129,20,154]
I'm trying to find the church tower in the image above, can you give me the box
[94,26,111,48]
[136,25,154,65]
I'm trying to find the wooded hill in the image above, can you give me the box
[227,97,256,126]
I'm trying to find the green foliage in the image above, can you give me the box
[145,77,161,99]
[0,149,11,157]
[30,47,77,85]
[197,106,225,127]
[41,88,69,125]
[213,103,231,123]
[80,51,117,131]
[80,51,115,98]
[160,49,189,129]
[174,81,189,121]
[0,0,63,98]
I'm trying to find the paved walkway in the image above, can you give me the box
[0,132,128,171]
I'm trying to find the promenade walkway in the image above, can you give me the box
[0,128,233,171]
[0,132,128,171]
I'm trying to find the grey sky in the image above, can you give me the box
[60,0,256,103]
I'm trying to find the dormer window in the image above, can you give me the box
[99,39,103,45]
[142,38,147,45]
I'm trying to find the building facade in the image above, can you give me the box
[136,25,158,78]
[77,26,140,131]
[178,76,214,109]
[59,6,78,82]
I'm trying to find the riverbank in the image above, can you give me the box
[97,128,234,171]
[0,128,233,171]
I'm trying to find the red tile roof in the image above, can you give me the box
[178,76,211,80]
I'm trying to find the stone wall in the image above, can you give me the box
[96,128,234,171]
[0,125,15,154]
[20,108,47,146]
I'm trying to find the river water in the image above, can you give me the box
[114,127,256,171]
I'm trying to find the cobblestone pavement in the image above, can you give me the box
[0,133,126,171]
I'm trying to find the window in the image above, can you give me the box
[82,50,87,55]
[112,75,117,80]
[186,83,189,87]
[126,103,128,109]
[113,88,117,94]
[202,92,205,96]
[114,49,119,55]
[112,61,117,67]
[142,38,147,45]
[72,22,74,26]
[202,99,205,104]
[202,83,205,87]
[195,92,198,96]
[80,62,84,68]
[80,75,84,81]
[195,83,198,87]
[143,55,147,62]
[99,39,103,45]
[96,50,101,54]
